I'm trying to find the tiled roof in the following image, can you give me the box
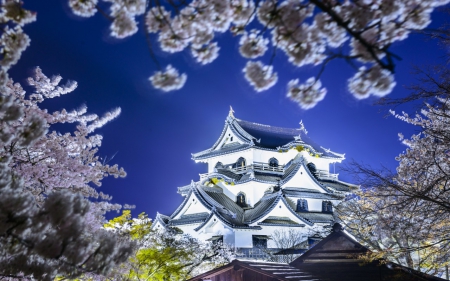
[236,119,341,158]
[192,115,344,160]
[244,192,281,223]
[152,212,171,230]
[318,179,357,192]
[170,212,209,226]
[168,182,333,230]
[283,187,344,200]
[258,216,305,227]
[237,260,315,281]
[192,143,251,160]
[177,184,191,196]
[202,187,245,225]
[254,172,281,182]
[297,212,335,223]
[216,168,243,180]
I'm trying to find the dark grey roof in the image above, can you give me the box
[281,161,300,180]
[170,212,209,226]
[236,119,340,158]
[237,119,302,148]
[297,212,335,223]
[177,184,191,196]
[216,168,243,180]
[236,261,312,281]
[192,143,251,160]
[258,216,305,227]
[189,231,446,281]
[152,213,171,231]
[169,182,330,230]
[244,192,281,223]
[202,187,245,225]
[254,172,281,182]
[318,179,356,192]
[283,187,344,200]
[192,115,344,160]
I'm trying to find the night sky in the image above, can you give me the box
[12,1,450,220]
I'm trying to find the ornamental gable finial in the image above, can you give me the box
[229,106,235,118]
[299,120,308,135]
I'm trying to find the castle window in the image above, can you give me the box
[252,235,268,248]
[296,199,308,212]
[268,157,279,167]
[207,235,223,245]
[322,201,333,213]
[233,157,246,169]
[236,192,247,207]
[307,162,317,175]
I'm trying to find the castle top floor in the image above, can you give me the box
[191,108,345,177]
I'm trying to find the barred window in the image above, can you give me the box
[296,199,308,212]
[322,201,333,213]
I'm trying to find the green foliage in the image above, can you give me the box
[97,211,232,281]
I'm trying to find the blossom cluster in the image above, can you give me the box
[337,95,450,275]
[0,0,36,88]
[0,68,132,279]
[66,0,450,108]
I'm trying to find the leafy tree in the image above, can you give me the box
[93,210,233,281]
[0,68,132,280]
[65,0,450,109]
[337,31,450,278]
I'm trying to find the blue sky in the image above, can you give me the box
[12,1,450,219]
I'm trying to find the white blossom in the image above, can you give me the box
[256,0,279,28]
[231,0,255,25]
[61,0,450,102]
[0,68,132,280]
[313,13,347,48]
[191,42,220,65]
[0,26,30,70]
[110,10,138,39]
[350,28,385,63]
[348,65,396,99]
[109,0,146,17]
[158,16,193,53]
[149,65,187,92]
[287,78,326,109]
[239,29,269,59]
[243,60,278,92]
[145,6,171,33]
[68,0,98,17]
[191,27,214,48]
[1,0,36,25]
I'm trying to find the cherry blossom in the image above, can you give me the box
[149,64,187,92]
[69,0,98,17]
[191,42,220,65]
[243,60,278,92]
[348,65,396,99]
[287,77,327,109]
[63,0,450,103]
[0,68,133,280]
[110,10,138,39]
[145,6,171,33]
[239,29,269,59]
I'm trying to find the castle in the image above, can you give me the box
[153,108,357,253]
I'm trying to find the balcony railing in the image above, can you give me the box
[200,163,339,181]
[314,170,338,180]
[231,161,284,174]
